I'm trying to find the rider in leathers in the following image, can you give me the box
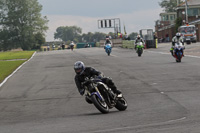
[170,32,185,56]
[104,38,113,48]
[135,35,145,49]
[74,61,121,96]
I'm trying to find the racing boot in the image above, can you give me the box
[170,49,173,56]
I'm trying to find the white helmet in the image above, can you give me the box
[176,32,181,38]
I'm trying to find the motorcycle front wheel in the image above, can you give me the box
[91,94,109,113]
[137,49,142,57]
[176,52,182,62]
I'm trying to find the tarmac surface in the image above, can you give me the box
[1,44,200,133]
[154,42,200,56]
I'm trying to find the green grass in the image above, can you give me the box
[0,51,35,60]
[0,51,35,83]
[0,60,26,83]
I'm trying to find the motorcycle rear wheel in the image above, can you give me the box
[115,96,128,111]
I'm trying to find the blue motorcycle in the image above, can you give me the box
[173,42,185,62]
[105,44,112,56]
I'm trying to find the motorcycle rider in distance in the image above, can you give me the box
[135,35,145,50]
[74,61,121,97]
[70,41,75,50]
[104,37,112,48]
[170,32,185,56]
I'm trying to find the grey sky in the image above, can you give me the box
[38,0,163,41]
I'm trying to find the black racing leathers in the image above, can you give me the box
[74,67,120,95]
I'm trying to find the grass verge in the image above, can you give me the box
[0,51,35,60]
[0,51,35,84]
[0,60,26,83]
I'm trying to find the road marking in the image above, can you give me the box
[110,54,118,57]
[186,55,200,59]
[151,83,157,85]
[147,51,170,55]
[0,52,36,88]
[86,117,186,133]
[147,51,200,58]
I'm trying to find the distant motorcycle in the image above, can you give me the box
[105,43,112,56]
[82,76,128,114]
[173,42,185,62]
[136,42,144,57]
[70,45,74,51]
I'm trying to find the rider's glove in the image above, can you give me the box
[80,89,85,95]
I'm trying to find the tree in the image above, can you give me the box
[175,17,182,32]
[32,32,45,50]
[159,0,178,12]
[54,26,82,42]
[81,32,106,42]
[128,32,138,40]
[0,0,48,51]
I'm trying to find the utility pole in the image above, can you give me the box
[185,0,188,24]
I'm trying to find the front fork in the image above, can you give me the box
[87,86,105,102]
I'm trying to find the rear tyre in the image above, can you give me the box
[115,96,128,111]
[91,94,109,113]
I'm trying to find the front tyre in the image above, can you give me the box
[176,52,182,62]
[138,49,142,57]
[106,49,111,56]
[91,94,109,113]
[115,96,128,111]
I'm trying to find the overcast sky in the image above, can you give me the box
[38,0,164,41]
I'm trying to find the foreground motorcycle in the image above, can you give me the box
[136,42,144,57]
[105,44,112,56]
[173,42,185,62]
[82,76,128,114]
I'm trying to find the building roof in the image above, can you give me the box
[187,0,200,5]
[189,18,200,24]
[160,12,176,15]
[178,0,200,7]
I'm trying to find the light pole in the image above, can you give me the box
[185,0,188,24]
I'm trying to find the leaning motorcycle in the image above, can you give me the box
[105,44,112,56]
[173,42,185,62]
[82,76,128,114]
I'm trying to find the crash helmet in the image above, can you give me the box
[137,35,141,39]
[106,37,110,43]
[176,32,181,38]
[74,61,85,75]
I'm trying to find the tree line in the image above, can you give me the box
[0,0,149,51]
[0,0,48,51]
[54,25,138,44]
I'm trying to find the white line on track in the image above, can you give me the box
[0,51,36,88]
[147,50,200,58]
[86,117,186,133]
[110,54,118,57]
